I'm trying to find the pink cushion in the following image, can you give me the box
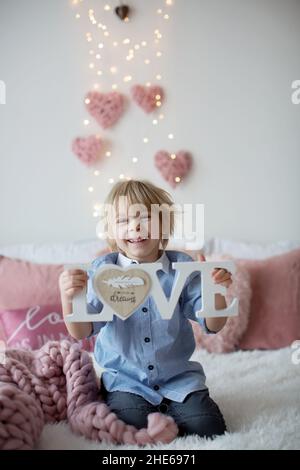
[0,256,63,309]
[238,249,300,350]
[0,304,95,352]
[191,254,252,353]
[0,256,95,351]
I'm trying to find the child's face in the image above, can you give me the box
[109,197,161,261]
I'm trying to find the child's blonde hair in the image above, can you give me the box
[105,179,175,251]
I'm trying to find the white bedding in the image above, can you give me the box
[1,238,299,264]
[35,346,300,450]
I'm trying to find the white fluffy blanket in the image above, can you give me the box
[35,347,300,450]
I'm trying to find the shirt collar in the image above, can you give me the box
[117,250,169,273]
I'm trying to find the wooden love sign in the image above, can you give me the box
[65,260,239,323]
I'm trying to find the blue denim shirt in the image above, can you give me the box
[86,250,214,405]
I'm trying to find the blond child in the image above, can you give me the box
[59,180,232,438]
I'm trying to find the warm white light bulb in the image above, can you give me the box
[104,4,111,11]
[85,98,91,104]
[156,51,162,57]
[98,43,104,49]
[110,66,117,74]
[156,74,162,80]
[132,157,138,163]
[168,133,174,139]
[88,186,94,192]
[143,138,149,143]
[153,119,158,125]
[108,178,114,184]
[123,75,132,82]
[123,38,130,44]
[141,41,147,47]
[175,177,181,183]
[94,170,100,176]
[106,151,111,157]
[170,154,177,160]
[84,119,90,125]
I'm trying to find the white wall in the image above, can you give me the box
[0,0,299,246]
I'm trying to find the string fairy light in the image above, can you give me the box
[70,0,177,216]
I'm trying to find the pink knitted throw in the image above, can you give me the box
[0,340,178,450]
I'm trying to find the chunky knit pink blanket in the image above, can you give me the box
[0,340,178,450]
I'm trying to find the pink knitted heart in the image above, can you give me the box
[85,91,124,129]
[72,135,103,166]
[155,150,192,188]
[131,85,164,113]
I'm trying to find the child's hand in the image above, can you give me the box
[59,269,88,302]
[197,253,233,288]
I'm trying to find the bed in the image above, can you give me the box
[36,346,300,450]
[1,237,300,450]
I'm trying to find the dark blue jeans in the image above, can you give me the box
[102,384,227,439]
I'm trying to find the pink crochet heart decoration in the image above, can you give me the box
[131,85,164,113]
[155,150,192,188]
[85,91,124,129]
[72,135,103,166]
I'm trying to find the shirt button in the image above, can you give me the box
[158,403,168,413]
[154,385,160,391]
[144,337,150,343]
[142,307,148,312]
[148,365,154,370]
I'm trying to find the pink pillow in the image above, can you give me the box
[0,256,63,310]
[238,249,300,350]
[0,304,95,352]
[0,256,95,352]
[190,254,252,353]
